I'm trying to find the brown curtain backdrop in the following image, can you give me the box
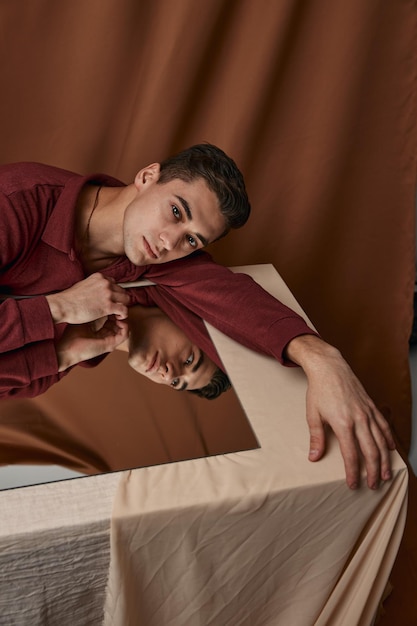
[0,0,416,458]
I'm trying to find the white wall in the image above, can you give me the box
[0,465,85,490]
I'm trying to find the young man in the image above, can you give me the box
[0,144,395,490]
[57,303,231,400]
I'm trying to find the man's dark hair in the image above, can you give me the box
[188,367,231,400]
[158,143,251,235]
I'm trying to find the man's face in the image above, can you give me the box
[123,164,227,266]
[127,308,218,391]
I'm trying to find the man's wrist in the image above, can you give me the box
[57,347,72,372]
[284,334,340,372]
[46,293,65,324]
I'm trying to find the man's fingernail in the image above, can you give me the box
[309,449,319,459]
[350,482,358,490]
[384,471,391,481]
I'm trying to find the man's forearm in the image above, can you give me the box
[284,334,341,371]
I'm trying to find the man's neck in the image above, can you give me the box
[75,183,133,273]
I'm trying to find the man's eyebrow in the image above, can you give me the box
[175,195,208,247]
[192,350,204,373]
[175,195,192,220]
[178,351,204,392]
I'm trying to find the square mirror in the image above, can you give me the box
[0,342,258,490]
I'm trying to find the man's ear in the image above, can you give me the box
[134,163,161,190]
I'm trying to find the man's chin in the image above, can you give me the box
[125,249,151,267]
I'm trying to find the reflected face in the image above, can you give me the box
[123,165,227,266]
[127,308,217,391]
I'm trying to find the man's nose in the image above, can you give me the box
[158,361,180,383]
[160,230,181,251]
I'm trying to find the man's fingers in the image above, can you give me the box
[337,409,392,490]
[110,282,131,301]
[109,284,131,319]
[99,317,128,339]
[372,409,395,481]
[90,274,131,319]
[369,419,392,482]
[307,413,326,462]
[111,295,130,319]
[335,432,361,490]
[373,410,396,451]
[329,411,382,489]
[111,303,129,320]
[354,425,381,489]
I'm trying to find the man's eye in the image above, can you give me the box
[172,205,181,219]
[184,353,194,366]
[171,378,180,388]
[187,235,197,248]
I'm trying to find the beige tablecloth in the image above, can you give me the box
[0,266,407,626]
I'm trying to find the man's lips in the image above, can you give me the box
[143,237,158,259]
[146,351,160,373]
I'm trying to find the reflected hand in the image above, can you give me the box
[285,334,396,489]
[46,273,130,324]
[57,316,128,372]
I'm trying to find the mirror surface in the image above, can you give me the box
[0,347,258,490]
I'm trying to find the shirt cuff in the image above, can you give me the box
[268,317,319,366]
[24,340,59,380]
[18,296,55,344]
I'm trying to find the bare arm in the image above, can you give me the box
[285,334,396,490]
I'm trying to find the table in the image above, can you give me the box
[0,265,407,626]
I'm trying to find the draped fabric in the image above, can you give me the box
[0,0,414,452]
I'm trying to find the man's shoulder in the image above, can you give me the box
[0,162,78,196]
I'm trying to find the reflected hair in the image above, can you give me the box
[188,367,231,400]
[158,143,251,236]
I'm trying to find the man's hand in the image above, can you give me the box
[57,316,128,372]
[285,334,396,490]
[46,273,130,324]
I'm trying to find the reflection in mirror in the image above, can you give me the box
[118,304,229,398]
[0,342,258,490]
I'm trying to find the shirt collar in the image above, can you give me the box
[42,172,125,255]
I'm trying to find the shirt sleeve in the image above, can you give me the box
[0,188,57,353]
[0,182,65,393]
[0,296,62,397]
[0,341,67,399]
[0,296,56,351]
[138,252,318,365]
